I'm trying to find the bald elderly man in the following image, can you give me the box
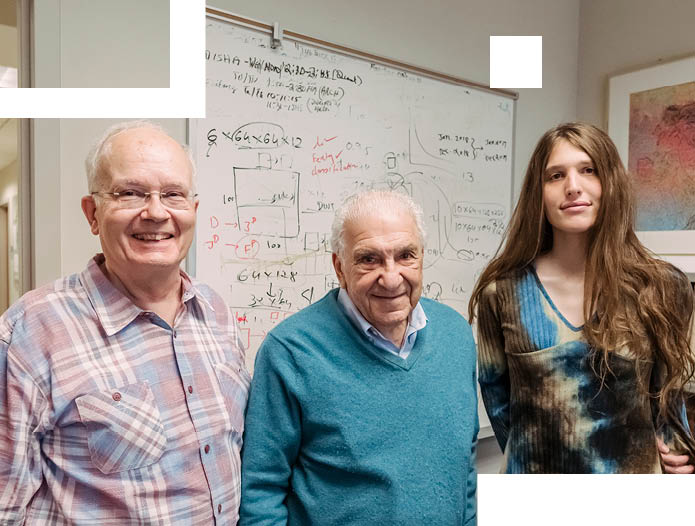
[0,122,249,524]
[240,190,479,525]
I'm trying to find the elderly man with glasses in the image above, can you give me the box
[0,121,249,525]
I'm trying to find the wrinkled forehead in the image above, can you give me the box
[344,208,422,249]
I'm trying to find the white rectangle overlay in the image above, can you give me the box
[490,35,542,89]
[0,0,205,118]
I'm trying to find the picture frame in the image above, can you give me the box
[607,55,695,277]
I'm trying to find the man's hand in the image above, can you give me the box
[657,437,694,474]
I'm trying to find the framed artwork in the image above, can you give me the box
[608,55,695,273]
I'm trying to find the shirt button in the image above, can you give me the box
[173,329,177,338]
[188,385,193,394]
[204,445,210,454]
[218,504,222,513]
[112,392,121,402]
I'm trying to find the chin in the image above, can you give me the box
[555,221,595,234]
[131,254,183,269]
[375,311,409,326]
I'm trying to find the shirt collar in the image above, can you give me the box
[80,254,214,336]
[337,288,427,343]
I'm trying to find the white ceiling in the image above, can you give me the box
[0,119,17,171]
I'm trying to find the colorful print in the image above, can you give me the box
[628,81,695,231]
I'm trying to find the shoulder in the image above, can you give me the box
[0,273,86,393]
[649,261,692,303]
[420,297,468,323]
[268,289,340,339]
[189,278,247,356]
[0,273,85,343]
[663,262,691,291]
[479,267,528,304]
[254,290,344,371]
[420,297,473,339]
[190,278,228,317]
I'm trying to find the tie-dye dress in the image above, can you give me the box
[477,265,675,473]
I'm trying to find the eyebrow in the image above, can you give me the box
[353,243,421,258]
[545,160,595,173]
[397,243,421,254]
[352,248,379,260]
[111,180,188,190]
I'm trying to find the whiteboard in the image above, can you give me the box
[192,15,515,438]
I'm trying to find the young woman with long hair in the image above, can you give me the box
[468,122,695,473]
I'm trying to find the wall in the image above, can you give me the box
[0,0,16,69]
[58,0,170,88]
[32,0,169,88]
[577,0,695,127]
[0,24,17,68]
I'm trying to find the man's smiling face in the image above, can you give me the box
[82,127,198,280]
[332,206,423,342]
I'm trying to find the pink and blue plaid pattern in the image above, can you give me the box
[0,254,248,525]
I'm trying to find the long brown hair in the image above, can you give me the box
[468,122,695,453]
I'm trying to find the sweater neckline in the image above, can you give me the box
[328,290,427,371]
[528,265,584,332]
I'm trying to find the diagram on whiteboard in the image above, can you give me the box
[195,19,515,366]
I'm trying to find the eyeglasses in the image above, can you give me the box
[91,189,198,210]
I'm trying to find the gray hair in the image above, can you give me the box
[85,120,196,193]
[330,190,427,258]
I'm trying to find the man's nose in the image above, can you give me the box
[378,259,403,289]
[140,193,170,220]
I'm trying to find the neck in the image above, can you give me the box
[544,230,589,276]
[377,321,407,348]
[103,261,183,325]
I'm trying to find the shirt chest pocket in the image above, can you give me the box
[213,361,251,437]
[75,381,167,474]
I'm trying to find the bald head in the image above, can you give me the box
[86,121,195,194]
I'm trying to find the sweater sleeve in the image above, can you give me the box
[477,282,511,452]
[464,348,479,526]
[239,333,302,526]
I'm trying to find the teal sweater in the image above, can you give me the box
[239,289,478,525]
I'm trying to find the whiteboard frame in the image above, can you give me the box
[205,6,518,101]
[194,7,518,440]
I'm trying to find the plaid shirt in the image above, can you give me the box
[0,254,249,525]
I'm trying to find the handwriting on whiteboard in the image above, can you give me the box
[196,20,514,364]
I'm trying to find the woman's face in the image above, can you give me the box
[542,139,602,236]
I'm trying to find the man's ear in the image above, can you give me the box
[81,195,100,235]
[332,253,347,289]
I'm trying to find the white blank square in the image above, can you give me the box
[490,36,542,89]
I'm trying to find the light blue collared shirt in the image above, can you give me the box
[337,288,428,359]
